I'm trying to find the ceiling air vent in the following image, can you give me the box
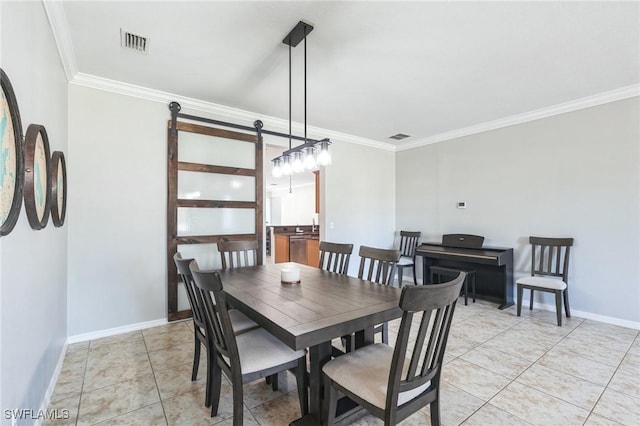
[389,133,411,140]
[120,29,149,54]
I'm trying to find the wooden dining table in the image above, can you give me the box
[217,262,403,424]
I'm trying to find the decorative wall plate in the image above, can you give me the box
[23,124,51,230]
[0,68,24,236]
[50,151,66,227]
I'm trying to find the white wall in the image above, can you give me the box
[396,98,640,324]
[67,85,168,336]
[67,84,397,335]
[268,183,316,226]
[0,0,68,418]
[323,140,397,277]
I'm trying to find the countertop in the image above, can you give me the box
[277,232,319,239]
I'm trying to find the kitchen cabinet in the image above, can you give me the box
[306,239,320,267]
[274,234,290,264]
[274,234,320,267]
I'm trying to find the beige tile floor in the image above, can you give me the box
[47,298,640,425]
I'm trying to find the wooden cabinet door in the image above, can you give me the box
[306,239,320,267]
[274,234,290,263]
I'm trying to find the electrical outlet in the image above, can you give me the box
[457,201,466,209]
[329,221,335,229]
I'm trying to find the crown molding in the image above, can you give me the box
[72,70,638,155]
[70,72,395,152]
[43,0,78,82]
[397,84,640,151]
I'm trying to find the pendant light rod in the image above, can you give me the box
[289,43,292,150]
[304,36,307,143]
[272,20,331,179]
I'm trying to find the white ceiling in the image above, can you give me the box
[60,0,638,151]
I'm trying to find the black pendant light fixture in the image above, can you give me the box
[271,21,331,179]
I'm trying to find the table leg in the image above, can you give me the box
[309,341,332,421]
[354,327,374,349]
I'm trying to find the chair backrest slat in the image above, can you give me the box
[218,240,259,269]
[385,273,465,411]
[529,236,573,282]
[358,245,400,285]
[319,241,353,275]
[399,231,421,258]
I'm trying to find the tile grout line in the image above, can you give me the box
[454,310,536,426]
[73,343,91,426]
[141,330,170,426]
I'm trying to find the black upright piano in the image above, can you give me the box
[415,234,514,309]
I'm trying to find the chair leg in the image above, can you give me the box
[463,277,468,306]
[555,290,563,326]
[397,266,404,288]
[231,376,244,424]
[563,289,571,318]
[471,274,476,303]
[295,357,309,416]
[209,364,222,416]
[429,391,441,426]
[516,285,523,317]
[382,322,389,345]
[204,342,213,407]
[412,264,417,285]
[192,331,201,381]
[529,289,534,310]
[325,377,338,426]
[270,373,279,391]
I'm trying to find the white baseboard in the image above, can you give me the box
[67,318,168,344]
[35,340,68,426]
[523,298,640,330]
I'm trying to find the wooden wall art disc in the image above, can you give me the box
[0,68,24,236]
[50,151,66,227]
[24,124,51,230]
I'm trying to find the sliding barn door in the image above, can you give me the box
[167,120,263,321]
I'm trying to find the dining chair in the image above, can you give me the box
[323,272,466,425]
[517,236,574,326]
[396,231,421,287]
[218,240,259,269]
[319,241,355,355]
[358,245,401,344]
[319,241,354,275]
[218,239,280,387]
[190,261,308,424]
[173,253,259,407]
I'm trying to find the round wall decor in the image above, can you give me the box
[0,68,24,236]
[24,124,51,230]
[50,151,66,227]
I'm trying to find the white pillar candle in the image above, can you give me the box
[281,268,301,284]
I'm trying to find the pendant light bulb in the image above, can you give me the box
[303,146,316,170]
[281,154,292,176]
[272,157,283,178]
[316,140,331,166]
[292,151,304,173]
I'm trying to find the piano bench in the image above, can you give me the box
[430,266,476,306]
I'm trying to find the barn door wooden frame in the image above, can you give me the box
[167,102,264,321]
